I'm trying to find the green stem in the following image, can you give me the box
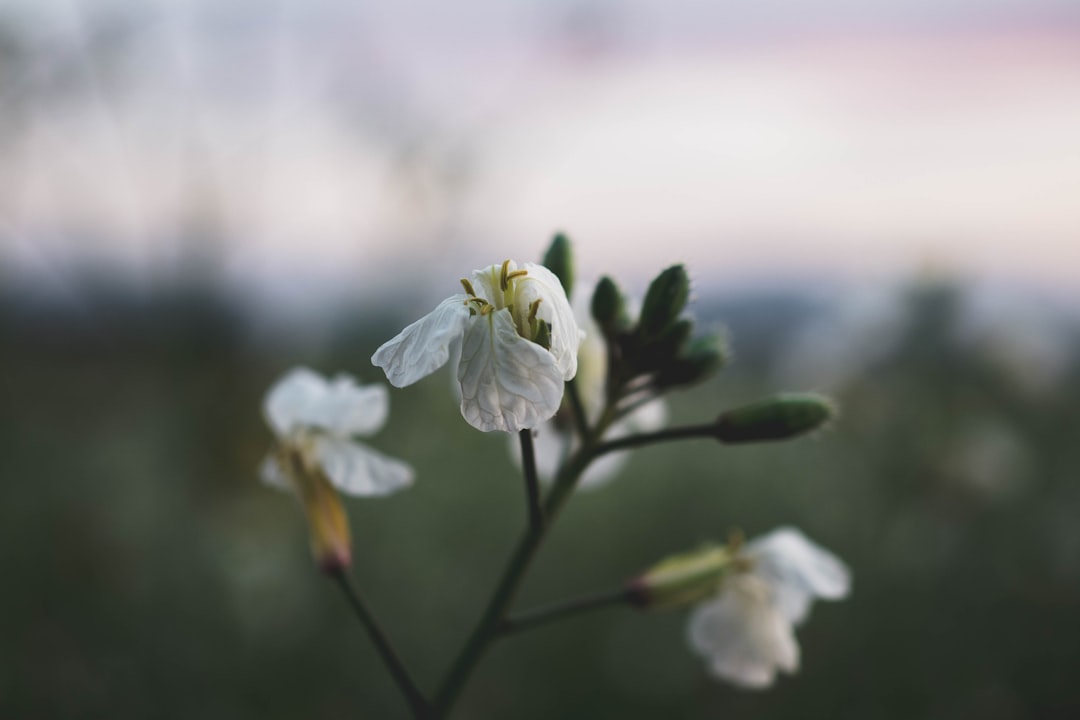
[332,571,430,719]
[592,421,718,456]
[500,586,631,635]
[565,376,591,440]
[431,448,594,717]
[518,429,543,532]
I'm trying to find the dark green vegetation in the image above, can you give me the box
[3,279,1079,719]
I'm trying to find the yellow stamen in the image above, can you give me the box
[527,298,542,323]
[460,278,477,297]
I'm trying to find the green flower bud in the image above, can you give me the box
[542,232,574,299]
[628,544,735,610]
[591,275,626,336]
[655,333,729,388]
[630,318,694,373]
[714,393,836,443]
[639,265,689,340]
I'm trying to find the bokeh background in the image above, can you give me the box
[3,1,1080,718]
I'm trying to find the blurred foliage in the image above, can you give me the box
[2,277,1079,719]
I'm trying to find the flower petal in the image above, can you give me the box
[263,367,330,437]
[687,575,799,689]
[749,527,852,624]
[517,262,582,380]
[263,367,389,438]
[372,294,471,388]
[258,451,292,491]
[314,436,415,497]
[457,308,564,432]
[317,376,390,436]
[468,264,502,303]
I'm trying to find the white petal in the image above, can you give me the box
[457,308,565,432]
[749,527,852,624]
[263,367,389,438]
[687,576,800,689]
[314,436,415,497]
[571,292,608,424]
[263,367,331,437]
[317,376,390,436]
[517,263,582,380]
[372,295,471,388]
[258,452,292,492]
[469,263,503,303]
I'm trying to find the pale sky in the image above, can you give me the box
[1,0,1078,307]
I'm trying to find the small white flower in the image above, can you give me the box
[687,527,850,689]
[260,367,414,571]
[372,260,582,433]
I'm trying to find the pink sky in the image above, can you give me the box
[1,5,1078,305]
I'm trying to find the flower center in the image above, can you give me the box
[459,260,552,350]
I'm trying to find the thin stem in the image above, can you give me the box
[518,429,543,532]
[564,377,591,440]
[500,586,631,635]
[332,571,430,719]
[592,421,718,456]
[431,448,595,717]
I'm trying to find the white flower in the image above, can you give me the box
[260,367,414,571]
[687,527,850,689]
[512,285,666,489]
[372,259,582,433]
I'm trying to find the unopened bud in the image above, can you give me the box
[654,333,728,387]
[631,318,693,373]
[280,445,353,574]
[628,544,734,610]
[591,275,626,336]
[639,265,689,340]
[301,475,352,574]
[714,393,836,443]
[542,232,575,298]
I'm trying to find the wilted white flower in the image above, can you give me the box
[260,367,414,571]
[687,527,850,689]
[372,260,582,433]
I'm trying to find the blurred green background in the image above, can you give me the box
[3,276,1079,719]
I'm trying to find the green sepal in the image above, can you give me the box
[628,544,734,611]
[533,319,552,351]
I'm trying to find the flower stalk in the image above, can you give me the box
[331,570,431,718]
[432,380,600,717]
[500,586,632,635]
[519,429,544,531]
